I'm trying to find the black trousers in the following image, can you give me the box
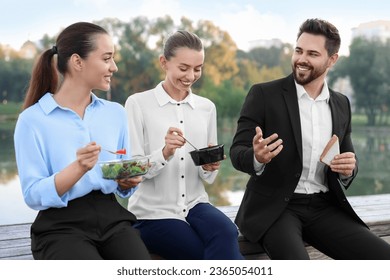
[31,190,150,260]
[261,192,390,260]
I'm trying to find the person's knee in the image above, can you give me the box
[217,218,239,238]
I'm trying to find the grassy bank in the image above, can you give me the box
[352,114,368,127]
[0,102,22,129]
[0,102,22,115]
[0,101,378,129]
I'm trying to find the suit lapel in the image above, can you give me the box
[329,90,342,138]
[282,75,303,161]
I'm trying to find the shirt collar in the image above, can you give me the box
[154,81,196,109]
[295,80,330,103]
[39,92,103,115]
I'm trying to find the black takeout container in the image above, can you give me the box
[189,144,224,166]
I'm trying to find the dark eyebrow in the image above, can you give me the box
[295,47,320,55]
[307,50,321,55]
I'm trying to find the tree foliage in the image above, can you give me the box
[0,53,33,104]
[1,15,294,120]
[330,37,390,125]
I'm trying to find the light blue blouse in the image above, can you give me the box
[14,92,135,211]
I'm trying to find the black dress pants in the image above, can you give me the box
[261,192,390,260]
[30,190,150,260]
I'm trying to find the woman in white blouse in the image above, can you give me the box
[124,31,243,260]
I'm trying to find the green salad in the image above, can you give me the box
[101,159,149,179]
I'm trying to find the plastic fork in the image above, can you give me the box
[101,148,127,155]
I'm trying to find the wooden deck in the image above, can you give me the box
[1,193,390,260]
[0,223,31,260]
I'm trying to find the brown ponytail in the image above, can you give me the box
[22,22,108,110]
[22,49,58,110]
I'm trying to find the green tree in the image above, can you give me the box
[331,37,390,126]
[233,44,292,92]
[0,56,32,104]
[111,17,160,104]
[149,15,176,51]
[246,44,293,75]
[38,34,57,51]
[194,20,239,88]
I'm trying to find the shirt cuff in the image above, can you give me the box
[253,155,266,175]
[339,170,354,186]
[339,175,352,185]
[116,186,137,198]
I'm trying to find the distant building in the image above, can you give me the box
[351,20,390,42]
[1,45,10,59]
[19,40,38,59]
[331,76,355,112]
[248,38,283,50]
[0,40,38,60]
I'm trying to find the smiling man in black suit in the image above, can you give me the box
[230,18,390,260]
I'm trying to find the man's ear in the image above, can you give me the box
[328,53,339,68]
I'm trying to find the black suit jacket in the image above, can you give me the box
[230,74,365,243]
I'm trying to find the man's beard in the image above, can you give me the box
[292,63,327,85]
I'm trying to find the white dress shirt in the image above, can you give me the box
[124,82,219,220]
[254,81,334,193]
[294,81,332,194]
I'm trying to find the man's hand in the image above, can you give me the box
[253,126,283,163]
[330,152,356,176]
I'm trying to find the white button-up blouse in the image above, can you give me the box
[124,82,219,220]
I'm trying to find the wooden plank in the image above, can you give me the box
[0,238,30,249]
[0,223,30,241]
[0,246,33,259]
[0,237,32,260]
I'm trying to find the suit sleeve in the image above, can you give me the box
[341,96,358,189]
[230,84,265,175]
[332,94,358,190]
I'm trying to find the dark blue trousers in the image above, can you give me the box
[134,202,244,260]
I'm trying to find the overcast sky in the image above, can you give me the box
[2,0,390,55]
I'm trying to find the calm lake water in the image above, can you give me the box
[1,116,390,225]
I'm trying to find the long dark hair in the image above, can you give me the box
[22,22,108,110]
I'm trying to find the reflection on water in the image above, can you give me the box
[0,175,38,225]
[1,118,390,225]
[348,127,390,196]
